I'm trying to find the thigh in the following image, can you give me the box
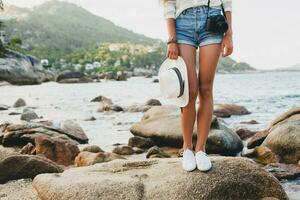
[178,43,197,92]
[198,44,221,89]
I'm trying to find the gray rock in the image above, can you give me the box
[56,70,92,83]
[0,50,55,85]
[32,157,288,200]
[130,105,243,156]
[123,105,151,113]
[91,95,113,105]
[0,155,62,184]
[0,104,9,111]
[20,108,39,122]
[0,120,88,147]
[145,99,161,106]
[128,136,155,149]
[13,98,26,108]
[146,146,171,158]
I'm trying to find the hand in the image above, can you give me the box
[221,31,233,57]
[167,43,179,60]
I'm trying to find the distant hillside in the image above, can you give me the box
[274,64,300,71]
[0,0,161,62]
[217,57,256,73]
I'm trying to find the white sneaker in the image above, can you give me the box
[181,148,196,171]
[195,150,212,171]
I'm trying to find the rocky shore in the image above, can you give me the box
[0,93,299,199]
[0,50,55,85]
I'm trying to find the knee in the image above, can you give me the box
[199,86,213,99]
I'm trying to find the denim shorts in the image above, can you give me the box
[175,6,224,49]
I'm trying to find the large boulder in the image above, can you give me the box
[56,70,92,83]
[262,120,300,164]
[0,155,62,183]
[269,106,300,131]
[0,120,88,146]
[0,50,55,85]
[130,105,243,156]
[33,157,288,200]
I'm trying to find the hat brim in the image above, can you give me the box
[158,56,189,107]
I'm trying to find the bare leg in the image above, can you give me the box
[178,44,198,151]
[195,44,221,153]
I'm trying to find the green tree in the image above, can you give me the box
[0,1,5,57]
[10,37,22,47]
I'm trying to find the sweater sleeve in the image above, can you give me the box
[223,0,232,12]
[163,0,176,19]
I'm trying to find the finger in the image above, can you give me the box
[170,51,175,60]
[220,42,225,56]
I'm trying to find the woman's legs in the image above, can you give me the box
[178,43,198,151]
[195,44,221,153]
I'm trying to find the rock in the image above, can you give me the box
[90,95,113,105]
[145,74,152,78]
[132,147,145,154]
[240,120,259,124]
[152,78,159,83]
[98,104,123,112]
[115,71,127,81]
[213,103,250,118]
[0,50,55,85]
[0,155,62,183]
[0,178,39,200]
[84,116,96,121]
[263,163,300,180]
[123,105,151,112]
[8,112,21,115]
[247,130,269,149]
[128,136,155,149]
[262,120,300,164]
[32,157,288,200]
[34,135,80,166]
[145,99,162,106]
[234,127,256,140]
[0,104,9,111]
[19,143,35,155]
[105,71,116,80]
[57,120,89,144]
[112,145,135,155]
[242,146,279,165]
[130,105,243,156]
[269,106,300,131]
[146,146,171,158]
[56,70,92,83]
[13,98,26,108]
[82,145,104,153]
[0,120,88,146]
[0,145,19,161]
[74,151,125,167]
[133,68,156,77]
[20,108,39,122]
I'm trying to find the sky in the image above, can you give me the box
[6,0,300,69]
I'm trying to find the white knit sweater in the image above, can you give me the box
[163,0,232,19]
